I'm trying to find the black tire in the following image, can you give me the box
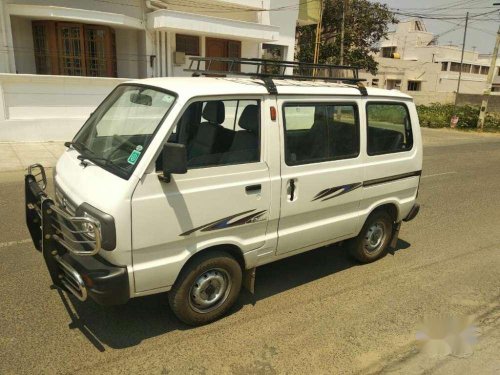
[168,251,242,326]
[349,210,394,263]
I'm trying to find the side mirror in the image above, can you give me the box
[160,143,187,183]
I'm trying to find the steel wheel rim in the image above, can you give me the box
[364,221,386,253]
[189,268,232,314]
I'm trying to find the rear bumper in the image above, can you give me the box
[403,203,420,222]
[25,164,129,306]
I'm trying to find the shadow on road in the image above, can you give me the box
[63,239,411,351]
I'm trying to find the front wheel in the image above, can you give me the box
[168,251,242,326]
[349,210,394,263]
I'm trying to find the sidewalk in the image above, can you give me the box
[0,142,65,172]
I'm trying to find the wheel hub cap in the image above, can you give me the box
[190,268,230,313]
[365,223,385,252]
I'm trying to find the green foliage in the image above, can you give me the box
[295,0,397,74]
[417,103,500,129]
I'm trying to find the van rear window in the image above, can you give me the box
[366,103,413,155]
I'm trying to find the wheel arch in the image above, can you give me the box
[173,243,246,286]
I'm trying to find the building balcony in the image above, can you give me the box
[147,9,279,42]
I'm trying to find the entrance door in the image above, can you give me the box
[206,37,241,72]
[276,98,364,255]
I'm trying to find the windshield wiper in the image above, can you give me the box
[77,153,109,166]
[67,141,128,178]
[65,141,95,155]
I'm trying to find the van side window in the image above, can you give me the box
[283,103,359,165]
[163,99,260,169]
[366,103,413,155]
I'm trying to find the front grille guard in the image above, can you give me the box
[25,168,102,257]
[25,164,102,302]
[44,203,102,257]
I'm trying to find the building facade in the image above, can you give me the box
[360,20,500,106]
[0,0,303,141]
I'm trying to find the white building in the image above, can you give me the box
[0,0,304,141]
[360,19,500,105]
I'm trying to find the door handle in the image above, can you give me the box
[245,184,261,194]
[288,179,296,201]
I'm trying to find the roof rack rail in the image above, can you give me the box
[184,57,367,95]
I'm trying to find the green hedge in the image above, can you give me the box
[416,103,500,129]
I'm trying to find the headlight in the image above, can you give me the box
[76,203,116,251]
[80,212,100,240]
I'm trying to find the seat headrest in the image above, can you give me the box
[238,105,259,133]
[202,101,225,124]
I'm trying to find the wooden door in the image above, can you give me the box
[205,37,241,73]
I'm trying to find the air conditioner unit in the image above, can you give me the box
[174,51,186,65]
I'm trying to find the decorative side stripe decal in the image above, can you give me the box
[312,183,363,202]
[180,209,267,236]
[312,170,422,202]
[362,170,422,188]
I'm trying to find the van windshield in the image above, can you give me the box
[73,84,176,179]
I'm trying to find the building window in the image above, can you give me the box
[407,81,421,91]
[461,64,471,73]
[472,65,481,74]
[386,79,401,90]
[372,79,379,87]
[175,34,200,56]
[32,21,116,77]
[492,85,500,92]
[481,66,489,75]
[441,62,448,71]
[381,46,397,58]
[450,62,461,72]
[367,103,413,155]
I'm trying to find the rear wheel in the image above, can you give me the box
[349,210,394,263]
[168,251,242,326]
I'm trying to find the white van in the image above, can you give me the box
[25,58,421,325]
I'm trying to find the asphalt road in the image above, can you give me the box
[1,128,499,375]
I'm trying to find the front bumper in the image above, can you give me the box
[25,164,129,306]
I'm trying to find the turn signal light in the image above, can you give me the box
[270,106,277,121]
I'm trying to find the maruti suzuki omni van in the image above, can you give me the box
[25,58,421,325]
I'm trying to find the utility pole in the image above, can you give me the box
[339,0,348,65]
[454,12,469,107]
[477,3,500,130]
[477,24,500,130]
[313,0,324,66]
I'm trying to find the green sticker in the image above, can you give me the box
[127,150,141,165]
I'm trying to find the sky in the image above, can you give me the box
[371,0,499,54]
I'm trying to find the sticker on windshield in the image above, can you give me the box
[127,150,141,165]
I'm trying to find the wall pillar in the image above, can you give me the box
[166,31,172,77]
[160,31,166,76]
[155,30,160,77]
[0,2,15,73]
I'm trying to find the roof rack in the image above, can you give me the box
[184,57,367,95]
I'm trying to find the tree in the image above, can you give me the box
[295,0,397,74]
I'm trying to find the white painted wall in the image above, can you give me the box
[10,16,35,74]
[115,28,142,78]
[0,74,126,141]
[7,0,144,20]
[268,0,299,61]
